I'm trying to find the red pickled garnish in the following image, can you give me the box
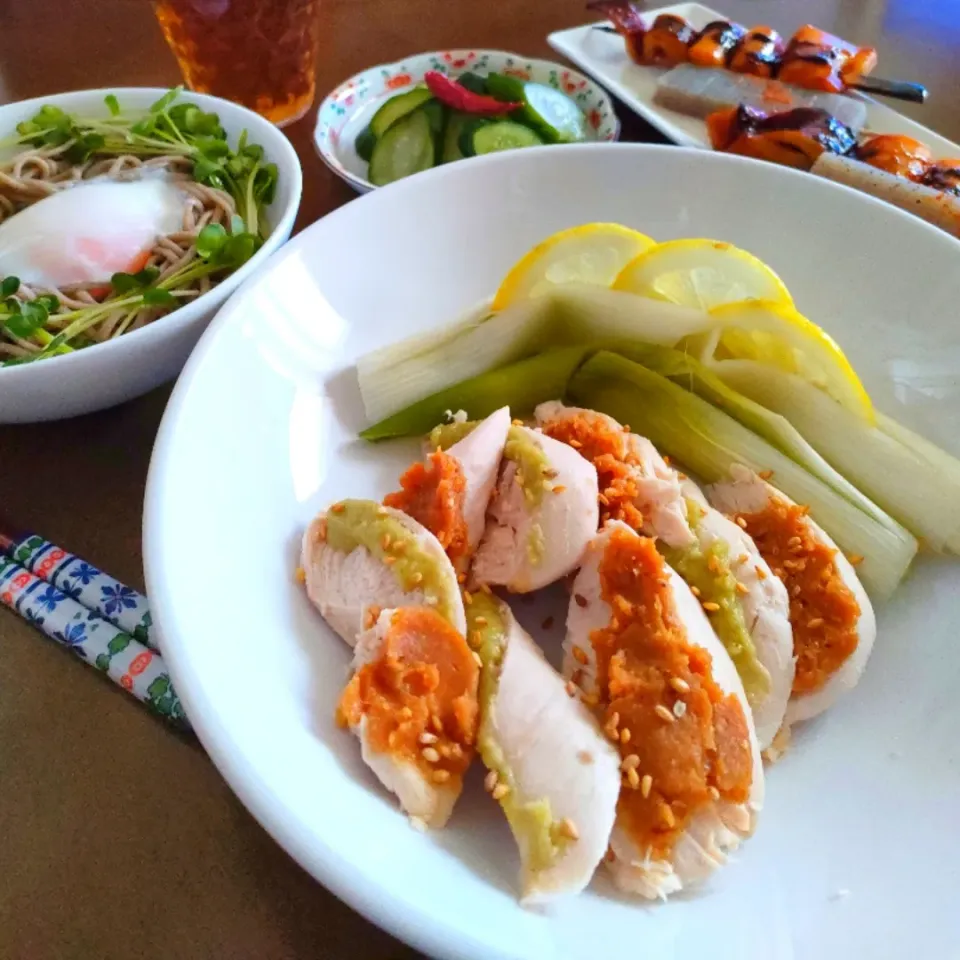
[423,71,521,115]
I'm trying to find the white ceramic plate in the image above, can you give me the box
[314,49,619,193]
[145,144,960,960]
[548,2,960,155]
[0,87,302,424]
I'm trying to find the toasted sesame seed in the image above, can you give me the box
[660,804,676,828]
[735,515,747,528]
[689,585,701,598]
[626,767,640,789]
[737,553,749,564]
[457,572,467,583]
[707,554,721,574]
[544,469,559,480]
[622,424,631,432]
[419,731,438,745]
[294,566,306,585]
[583,692,600,708]
[484,770,499,792]
[565,680,577,697]
[619,727,632,744]
[807,617,824,629]
[462,589,473,604]
[673,700,687,718]
[574,593,588,608]
[421,747,440,763]
[474,615,488,627]
[702,601,720,612]
[641,774,653,798]
[430,716,443,733]
[621,754,640,771]
[432,769,451,784]
[388,731,398,748]
[755,565,767,580]
[331,502,345,513]
[735,581,749,595]
[542,616,555,630]
[512,418,524,426]
[847,553,864,566]
[492,782,510,800]
[470,631,483,647]
[708,785,720,800]
[569,439,582,448]
[655,704,675,723]
[472,651,483,668]
[383,555,396,565]
[758,469,774,480]
[662,455,671,465]
[677,472,688,481]
[572,645,589,665]
[559,818,580,841]
[577,750,594,765]
[551,484,566,496]
[669,677,690,694]
[479,582,492,594]
[381,533,391,550]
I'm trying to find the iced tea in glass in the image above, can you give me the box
[152,0,321,127]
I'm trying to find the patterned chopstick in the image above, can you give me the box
[0,527,156,650]
[0,524,188,729]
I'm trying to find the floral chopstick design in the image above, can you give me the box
[0,554,186,728]
[7,533,155,650]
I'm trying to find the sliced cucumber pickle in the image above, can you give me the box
[470,121,544,155]
[369,86,434,138]
[368,108,436,186]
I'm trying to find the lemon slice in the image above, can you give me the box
[704,299,874,422]
[612,238,793,312]
[492,223,655,310]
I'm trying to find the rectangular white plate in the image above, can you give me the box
[548,1,960,156]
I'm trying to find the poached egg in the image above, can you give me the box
[0,178,186,289]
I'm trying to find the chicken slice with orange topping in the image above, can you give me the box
[337,606,479,828]
[386,407,511,572]
[565,522,764,898]
[707,465,876,724]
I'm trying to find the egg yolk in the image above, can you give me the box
[337,607,479,785]
[589,529,753,858]
[541,413,644,531]
[733,499,861,695]
[384,451,469,565]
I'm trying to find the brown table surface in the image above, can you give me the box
[1,1,957,957]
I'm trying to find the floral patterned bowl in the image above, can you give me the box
[314,49,620,193]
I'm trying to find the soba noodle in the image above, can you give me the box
[0,141,239,360]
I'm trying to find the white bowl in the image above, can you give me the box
[145,144,960,960]
[0,87,302,423]
[314,49,619,194]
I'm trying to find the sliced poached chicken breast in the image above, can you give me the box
[670,481,795,750]
[707,465,876,725]
[337,606,479,828]
[566,522,764,899]
[387,407,511,571]
[468,592,620,902]
[538,402,793,751]
[471,425,599,593]
[535,401,693,549]
[471,426,599,592]
[301,500,467,646]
